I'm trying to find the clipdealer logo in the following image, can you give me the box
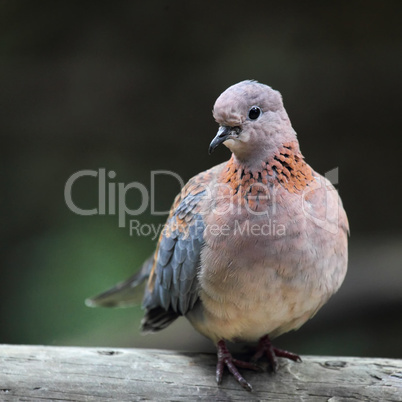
[64,167,341,237]
[64,169,184,228]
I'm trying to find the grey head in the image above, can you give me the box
[209,80,297,166]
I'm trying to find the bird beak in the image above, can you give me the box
[208,126,240,154]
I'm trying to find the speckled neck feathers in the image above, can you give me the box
[221,141,314,194]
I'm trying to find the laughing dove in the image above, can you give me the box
[87,80,349,391]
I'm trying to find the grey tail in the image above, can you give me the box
[85,256,153,308]
[141,306,179,333]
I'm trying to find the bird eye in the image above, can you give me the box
[248,106,261,120]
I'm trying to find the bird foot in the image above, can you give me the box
[251,334,302,372]
[216,340,261,392]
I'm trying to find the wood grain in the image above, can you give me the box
[0,345,401,401]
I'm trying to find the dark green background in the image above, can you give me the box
[1,1,401,358]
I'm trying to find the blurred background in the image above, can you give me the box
[1,1,401,358]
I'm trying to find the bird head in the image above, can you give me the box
[209,80,297,165]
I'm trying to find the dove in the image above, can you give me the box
[87,80,349,391]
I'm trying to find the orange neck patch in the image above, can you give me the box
[222,141,314,194]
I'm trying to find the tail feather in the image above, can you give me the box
[141,306,179,333]
[85,256,153,308]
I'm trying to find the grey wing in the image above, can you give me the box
[141,189,206,333]
[86,172,209,333]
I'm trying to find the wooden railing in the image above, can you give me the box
[1,344,401,400]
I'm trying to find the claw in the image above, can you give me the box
[215,337,301,391]
[252,335,302,371]
[216,340,259,391]
[273,346,302,363]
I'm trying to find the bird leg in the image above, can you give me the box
[251,334,302,372]
[216,340,260,392]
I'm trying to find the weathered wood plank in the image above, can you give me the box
[0,344,401,401]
